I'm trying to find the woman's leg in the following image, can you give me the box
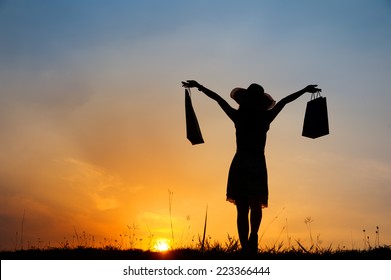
[235,199,250,250]
[248,200,263,253]
[249,202,262,235]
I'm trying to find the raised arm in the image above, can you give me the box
[182,80,237,121]
[267,85,321,122]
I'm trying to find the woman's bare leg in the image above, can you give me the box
[236,200,249,250]
[250,203,262,235]
[249,201,262,253]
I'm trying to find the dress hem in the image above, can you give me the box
[226,196,268,209]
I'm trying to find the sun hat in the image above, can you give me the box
[263,92,276,110]
[230,87,246,104]
[230,85,276,110]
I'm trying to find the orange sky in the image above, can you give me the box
[1,1,390,251]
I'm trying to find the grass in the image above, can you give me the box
[1,234,390,260]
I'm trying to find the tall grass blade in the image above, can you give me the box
[201,204,208,251]
[168,190,174,247]
[295,239,308,253]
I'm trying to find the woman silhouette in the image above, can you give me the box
[182,80,321,253]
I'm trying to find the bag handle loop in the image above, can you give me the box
[185,87,192,97]
[310,91,322,100]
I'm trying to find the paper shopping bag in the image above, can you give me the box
[185,89,204,145]
[302,93,329,139]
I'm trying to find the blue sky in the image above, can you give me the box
[0,0,390,250]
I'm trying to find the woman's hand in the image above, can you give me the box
[304,85,322,93]
[182,80,201,89]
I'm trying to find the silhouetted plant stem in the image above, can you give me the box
[363,229,367,250]
[304,217,314,247]
[168,190,174,247]
[20,209,26,250]
[376,226,380,248]
[201,204,208,251]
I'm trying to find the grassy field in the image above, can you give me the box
[2,210,390,260]
[2,244,390,260]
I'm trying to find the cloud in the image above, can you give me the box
[0,155,146,249]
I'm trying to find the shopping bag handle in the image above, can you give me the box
[185,87,192,96]
[310,91,322,100]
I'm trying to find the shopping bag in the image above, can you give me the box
[302,92,329,139]
[185,88,204,145]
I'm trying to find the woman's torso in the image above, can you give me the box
[234,111,270,152]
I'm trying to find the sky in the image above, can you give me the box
[0,0,390,251]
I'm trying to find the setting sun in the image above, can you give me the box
[154,239,170,252]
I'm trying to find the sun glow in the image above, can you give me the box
[154,239,170,252]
